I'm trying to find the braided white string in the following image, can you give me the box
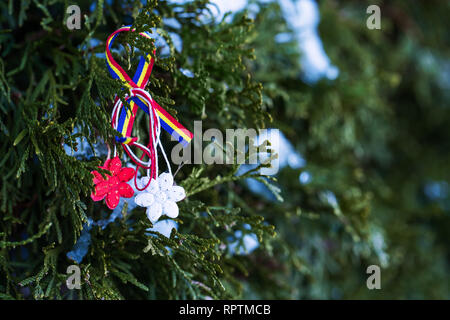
[111,89,172,180]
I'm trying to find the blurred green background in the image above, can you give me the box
[232,0,450,299]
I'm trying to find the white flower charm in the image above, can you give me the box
[134,173,186,223]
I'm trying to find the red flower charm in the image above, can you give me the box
[91,156,135,209]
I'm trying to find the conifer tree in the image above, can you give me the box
[0,0,274,299]
[1,0,449,300]
[231,0,450,299]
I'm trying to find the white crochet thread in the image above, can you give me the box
[111,88,172,176]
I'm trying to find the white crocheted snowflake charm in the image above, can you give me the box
[135,173,186,223]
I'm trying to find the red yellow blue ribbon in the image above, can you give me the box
[105,25,193,147]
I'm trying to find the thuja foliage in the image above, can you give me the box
[1,0,449,300]
[229,0,449,299]
[0,0,276,299]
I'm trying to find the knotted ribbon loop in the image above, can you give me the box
[105,26,193,181]
[111,88,157,170]
[106,25,193,148]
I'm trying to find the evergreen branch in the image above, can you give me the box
[0,223,52,249]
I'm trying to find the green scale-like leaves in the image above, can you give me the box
[0,0,275,299]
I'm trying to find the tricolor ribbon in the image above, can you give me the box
[105,26,193,182]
